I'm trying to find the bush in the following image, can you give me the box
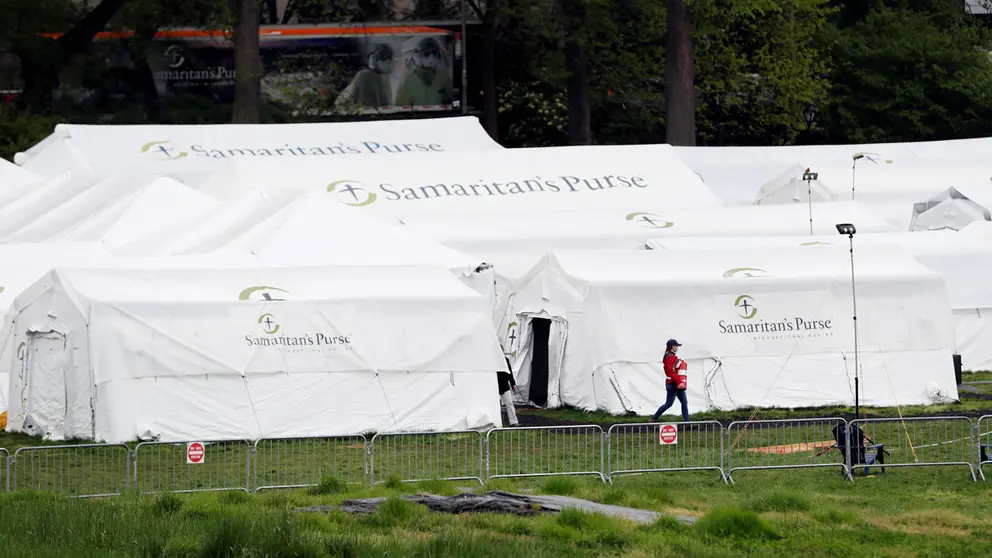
[310,475,347,496]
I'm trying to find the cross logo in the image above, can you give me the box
[722,267,769,279]
[625,212,674,229]
[734,295,757,319]
[165,45,186,68]
[140,140,188,160]
[238,285,291,301]
[328,179,378,207]
[258,313,280,334]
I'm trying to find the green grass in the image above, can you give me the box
[0,467,990,557]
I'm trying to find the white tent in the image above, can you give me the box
[2,175,221,248]
[195,144,723,215]
[909,187,992,232]
[113,189,497,311]
[647,231,992,371]
[504,246,957,415]
[1,158,41,188]
[6,265,506,443]
[14,117,502,181]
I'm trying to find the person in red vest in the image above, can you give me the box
[651,339,690,422]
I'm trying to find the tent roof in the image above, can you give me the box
[195,143,722,214]
[542,244,937,287]
[0,158,41,188]
[15,117,501,179]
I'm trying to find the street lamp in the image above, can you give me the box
[835,223,860,418]
[802,168,819,235]
[851,153,865,201]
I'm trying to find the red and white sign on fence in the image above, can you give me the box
[659,424,678,445]
[186,442,205,464]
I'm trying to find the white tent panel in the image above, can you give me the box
[195,144,723,214]
[505,246,957,415]
[7,265,506,442]
[647,232,992,370]
[909,187,992,232]
[0,158,42,188]
[15,117,502,179]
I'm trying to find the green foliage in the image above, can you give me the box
[747,490,812,513]
[541,476,582,496]
[0,104,60,161]
[310,476,348,496]
[818,4,992,143]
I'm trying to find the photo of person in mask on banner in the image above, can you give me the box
[335,42,394,110]
[394,36,453,108]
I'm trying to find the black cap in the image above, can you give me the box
[666,338,682,347]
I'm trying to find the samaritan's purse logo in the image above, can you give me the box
[719,294,833,340]
[625,212,673,229]
[259,313,280,334]
[734,295,757,319]
[722,267,768,279]
[141,140,188,160]
[239,285,291,301]
[239,286,353,352]
[328,180,377,207]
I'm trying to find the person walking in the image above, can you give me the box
[498,355,520,426]
[651,339,690,422]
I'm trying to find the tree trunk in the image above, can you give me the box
[664,0,695,146]
[17,0,129,112]
[562,0,591,145]
[231,0,262,124]
[479,12,499,140]
[564,39,591,145]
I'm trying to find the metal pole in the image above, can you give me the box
[849,233,860,418]
[807,178,813,235]
[851,160,856,201]
[460,0,468,115]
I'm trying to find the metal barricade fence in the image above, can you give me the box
[134,440,252,494]
[0,448,8,492]
[725,418,848,483]
[486,425,605,482]
[11,443,131,497]
[253,435,368,492]
[370,431,484,485]
[979,415,992,482]
[607,421,726,483]
[849,417,977,481]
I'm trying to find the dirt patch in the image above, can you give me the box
[747,441,834,455]
[867,511,973,538]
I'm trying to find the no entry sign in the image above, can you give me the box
[659,424,678,445]
[186,442,205,464]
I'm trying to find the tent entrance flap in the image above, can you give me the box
[529,318,551,407]
[22,331,68,439]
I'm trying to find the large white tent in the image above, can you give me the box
[647,231,992,371]
[14,117,502,182]
[504,246,958,415]
[194,143,723,215]
[5,265,506,443]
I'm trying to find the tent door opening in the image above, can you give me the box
[22,331,68,438]
[528,318,552,407]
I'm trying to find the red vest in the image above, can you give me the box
[663,353,680,384]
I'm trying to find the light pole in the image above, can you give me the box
[851,154,864,201]
[802,104,816,135]
[836,223,860,418]
[802,168,818,235]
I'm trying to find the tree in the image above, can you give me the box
[12,0,130,112]
[561,0,591,144]
[465,0,501,139]
[665,0,694,145]
[230,0,262,123]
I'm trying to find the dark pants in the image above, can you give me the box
[652,383,689,422]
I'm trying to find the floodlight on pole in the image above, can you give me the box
[851,154,865,201]
[835,222,860,418]
[802,168,819,235]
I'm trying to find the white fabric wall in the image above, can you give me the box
[507,246,958,415]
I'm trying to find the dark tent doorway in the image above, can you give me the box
[528,317,551,407]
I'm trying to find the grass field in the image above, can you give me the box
[1,467,991,557]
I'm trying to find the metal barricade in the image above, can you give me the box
[486,425,605,482]
[134,439,252,494]
[11,443,131,497]
[725,418,848,483]
[253,435,368,492]
[979,415,992,482]
[849,417,977,481]
[0,448,8,492]
[370,431,484,485]
[607,421,726,483]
